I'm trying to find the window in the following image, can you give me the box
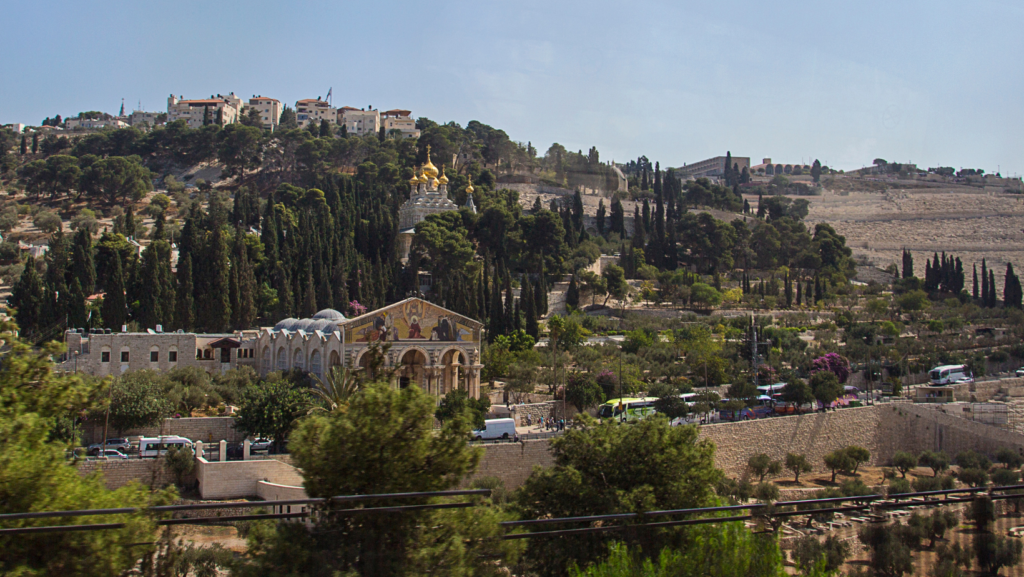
[204,349,212,360]
[169,351,177,362]
[150,351,159,362]
[196,349,202,359]
[101,351,110,363]
[120,351,129,363]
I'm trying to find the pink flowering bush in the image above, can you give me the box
[810,353,851,384]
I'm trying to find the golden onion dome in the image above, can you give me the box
[438,166,449,185]
[422,144,439,179]
[418,171,428,184]
[465,174,475,194]
[408,168,420,186]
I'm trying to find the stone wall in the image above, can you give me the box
[510,402,579,427]
[84,417,245,445]
[195,457,304,499]
[696,405,903,477]
[883,403,1024,457]
[465,439,556,489]
[76,458,181,490]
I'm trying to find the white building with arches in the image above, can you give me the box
[253,298,485,399]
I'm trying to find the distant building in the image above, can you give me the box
[65,118,130,131]
[295,98,336,129]
[5,123,27,134]
[338,107,380,136]
[677,155,750,179]
[749,159,813,176]
[248,96,282,131]
[167,93,244,128]
[62,329,259,377]
[382,110,420,139]
[397,146,462,262]
[128,111,163,128]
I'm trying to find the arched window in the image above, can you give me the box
[168,346,178,363]
[293,349,305,371]
[277,346,287,370]
[149,346,160,364]
[310,350,322,377]
[262,346,271,372]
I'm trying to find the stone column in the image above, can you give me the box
[467,365,483,399]
[219,440,227,462]
[243,439,251,461]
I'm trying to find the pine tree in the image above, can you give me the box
[11,257,44,336]
[566,274,580,309]
[174,254,195,331]
[101,253,127,331]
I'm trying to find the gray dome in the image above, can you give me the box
[292,318,317,333]
[310,319,339,334]
[273,318,299,332]
[312,308,346,321]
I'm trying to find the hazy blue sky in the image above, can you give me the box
[3,0,1022,174]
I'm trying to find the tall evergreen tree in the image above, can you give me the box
[610,198,625,236]
[596,200,606,236]
[536,263,548,316]
[72,229,96,295]
[68,277,88,329]
[988,269,997,308]
[11,257,44,336]
[136,244,164,329]
[566,274,580,309]
[487,275,504,343]
[981,259,989,306]
[795,278,802,306]
[633,206,645,246]
[196,224,231,331]
[523,275,538,340]
[175,254,195,331]
[101,252,127,331]
[503,273,514,334]
[901,249,914,279]
[724,151,733,186]
[973,264,979,299]
[1004,263,1022,309]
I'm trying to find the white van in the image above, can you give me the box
[139,436,193,457]
[472,418,517,441]
[929,365,971,386]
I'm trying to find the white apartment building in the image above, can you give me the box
[295,98,336,129]
[382,109,420,139]
[248,96,282,131]
[65,118,130,131]
[128,111,163,128]
[339,107,380,136]
[167,93,244,128]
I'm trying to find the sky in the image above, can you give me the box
[2,0,1022,175]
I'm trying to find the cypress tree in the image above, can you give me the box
[902,249,914,279]
[68,277,88,329]
[488,276,504,343]
[610,198,624,236]
[301,266,317,318]
[175,254,195,331]
[31,132,38,154]
[981,259,989,306]
[973,264,979,299]
[136,244,163,328]
[536,263,548,316]
[989,270,997,308]
[72,229,96,295]
[11,257,44,336]
[276,261,294,319]
[796,278,802,306]
[566,274,580,309]
[523,275,539,340]
[197,225,231,331]
[20,134,27,155]
[642,199,651,235]
[633,206,645,246]
[596,200,606,236]
[123,204,136,239]
[1005,263,1022,309]
[784,273,793,308]
[503,273,514,333]
[101,253,127,331]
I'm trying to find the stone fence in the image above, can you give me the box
[83,417,246,445]
[510,401,579,427]
[76,458,183,490]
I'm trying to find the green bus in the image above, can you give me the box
[597,397,656,421]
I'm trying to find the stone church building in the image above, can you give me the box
[397,145,476,263]
[254,298,485,399]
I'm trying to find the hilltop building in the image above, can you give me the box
[295,98,336,129]
[338,107,380,136]
[167,93,244,128]
[248,96,283,131]
[382,110,421,139]
[396,146,476,262]
[62,329,258,377]
[677,155,751,179]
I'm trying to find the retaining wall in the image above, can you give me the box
[466,440,557,489]
[76,458,180,490]
[195,457,304,500]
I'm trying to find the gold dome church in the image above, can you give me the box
[397,145,476,262]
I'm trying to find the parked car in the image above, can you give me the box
[952,376,975,385]
[249,438,272,452]
[91,449,128,460]
[1016,367,1024,377]
[87,438,131,455]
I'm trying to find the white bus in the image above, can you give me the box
[929,365,971,386]
[139,436,193,458]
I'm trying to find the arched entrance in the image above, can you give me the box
[398,349,427,390]
[439,348,467,394]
